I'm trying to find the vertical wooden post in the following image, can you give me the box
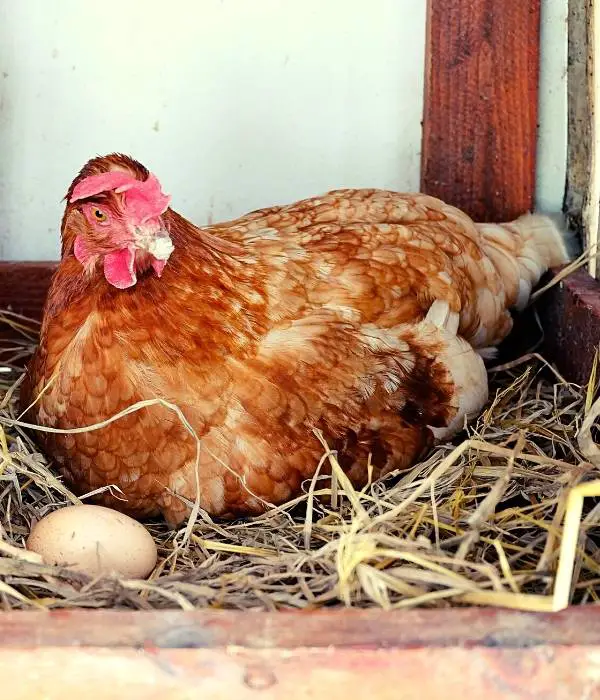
[421,0,542,222]
[564,0,598,275]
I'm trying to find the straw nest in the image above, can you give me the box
[1,303,600,612]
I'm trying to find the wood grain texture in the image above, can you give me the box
[4,646,600,700]
[1,609,600,699]
[564,0,594,236]
[421,0,541,222]
[0,608,600,648]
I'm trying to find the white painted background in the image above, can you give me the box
[0,0,566,260]
[536,0,568,216]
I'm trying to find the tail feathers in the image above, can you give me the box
[508,212,573,268]
[476,213,573,313]
[415,320,489,441]
[524,212,581,261]
[424,299,459,334]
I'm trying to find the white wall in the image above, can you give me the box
[0,0,568,261]
[0,0,427,260]
[536,0,568,215]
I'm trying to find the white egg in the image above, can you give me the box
[26,504,158,579]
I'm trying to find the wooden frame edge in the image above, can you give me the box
[0,608,599,648]
[0,609,599,698]
[0,261,56,322]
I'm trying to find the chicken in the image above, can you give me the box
[20,153,570,526]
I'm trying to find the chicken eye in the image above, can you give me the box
[92,208,107,222]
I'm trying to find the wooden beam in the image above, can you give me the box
[0,609,598,699]
[564,0,594,233]
[564,0,598,275]
[538,266,600,385]
[0,261,56,321]
[2,607,600,648]
[421,0,541,222]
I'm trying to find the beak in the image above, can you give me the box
[134,226,174,262]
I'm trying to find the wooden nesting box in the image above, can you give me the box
[2,1,600,697]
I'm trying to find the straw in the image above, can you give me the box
[0,308,598,611]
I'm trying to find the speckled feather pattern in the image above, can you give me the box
[21,156,569,525]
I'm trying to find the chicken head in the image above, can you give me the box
[64,168,174,289]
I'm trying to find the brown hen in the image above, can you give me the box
[20,154,569,526]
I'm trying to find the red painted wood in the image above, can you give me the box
[3,645,600,700]
[421,0,541,222]
[538,267,600,385]
[0,608,598,648]
[0,609,599,699]
[0,261,56,321]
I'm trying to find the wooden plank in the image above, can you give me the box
[0,261,56,321]
[564,0,594,235]
[538,266,600,385]
[0,608,600,648]
[564,0,599,276]
[421,0,541,222]
[4,645,600,700]
[0,609,600,699]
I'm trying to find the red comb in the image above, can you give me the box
[70,172,136,201]
[70,171,171,224]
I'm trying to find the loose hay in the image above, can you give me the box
[1,309,600,612]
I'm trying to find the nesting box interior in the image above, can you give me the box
[2,0,600,696]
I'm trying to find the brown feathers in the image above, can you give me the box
[21,157,570,525]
